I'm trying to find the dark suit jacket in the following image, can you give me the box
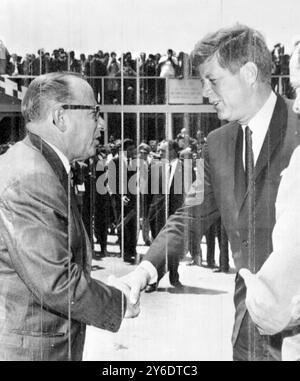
[148,159,186,236]
[107,156,137,220]
[0,134,125,361]
[144,94,300,346]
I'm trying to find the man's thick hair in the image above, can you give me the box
[191,24,272,84]
[21,72,80,124]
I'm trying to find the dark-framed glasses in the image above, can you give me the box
[61,104,101,122]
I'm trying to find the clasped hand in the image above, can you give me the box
[107,267,151,318]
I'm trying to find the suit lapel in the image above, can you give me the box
[254,95,287,181]
[27,132,91,272]
[27,132,68,193]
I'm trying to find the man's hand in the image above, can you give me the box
[107,275,140,318]
[119,267,151,305]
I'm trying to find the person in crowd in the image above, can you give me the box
[0,72,139,361]
[138,52,147,76]
[107,52,120,104]
[22,53,33,77]
[146,140,186,292]
[154,53,162,75]
[0,37,10,75]
[32,48,50,75]
[57,48,68,72]
[116,58,136,104]
[107,138,138,264]
[73,157,94,247]
[177,51,191,78]
[178,148,203,267]
[79,53,87,76]
[239,37,300,361]
[116,24,300,361]
[94,145,111,259]
[137,143,152,247]
[7,53,23,89]
[90,53,107,103]
[102,52,110,67]
[158,49,178,79]
[148,139,160,162]
[68,51,80,73]
[51,49,60,72]
[97,50,104,61]
[176,133,186,151]
[144,54,157,104]
[8,53,22,76]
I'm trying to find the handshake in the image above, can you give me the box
[107,267,151,318]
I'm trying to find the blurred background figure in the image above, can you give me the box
[137,143,152,247]
[158,49,178,78]
[94,145,111,259]
[107,139,138,264]
[0,37,10,75]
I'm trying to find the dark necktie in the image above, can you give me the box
[244,126,254,189]
[234,126,246,207]
[244,126,255,274]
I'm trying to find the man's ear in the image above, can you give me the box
[52,107,67,132]
[241,62,258,86]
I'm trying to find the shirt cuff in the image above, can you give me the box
[139,260,158,285]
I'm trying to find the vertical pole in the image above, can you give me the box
[136,111,140,264]
[120,54,124,261]
[136,58,140,105]
[104,112,108,145]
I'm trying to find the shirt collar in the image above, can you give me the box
[241,91,277,135]
[241,91,277,164]
[43,139,71,174]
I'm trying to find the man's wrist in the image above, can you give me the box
[138,260,158,285]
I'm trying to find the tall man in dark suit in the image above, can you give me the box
[107,139,138,263]
[0,72,138,361]
[146,140,185,291]
[117,25,300,361]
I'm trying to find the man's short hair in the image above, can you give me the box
[160,140,180,154]
[138,143,151,154]
[21,72,81,124]
[123,138,135,150]
[191,24,272,84]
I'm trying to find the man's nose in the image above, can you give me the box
[202,81,213,98]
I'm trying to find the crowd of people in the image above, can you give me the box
[72,128,229,281]
[0,38,295,102]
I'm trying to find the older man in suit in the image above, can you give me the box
[117,25,300,361]
[0,72,138,361]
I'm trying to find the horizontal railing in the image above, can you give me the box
[2,75,293,106]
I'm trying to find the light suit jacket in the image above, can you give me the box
[0,133,125,361]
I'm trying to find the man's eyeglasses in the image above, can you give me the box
[61,104,102,124]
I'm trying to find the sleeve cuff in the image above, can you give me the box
[139,260,158,285]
